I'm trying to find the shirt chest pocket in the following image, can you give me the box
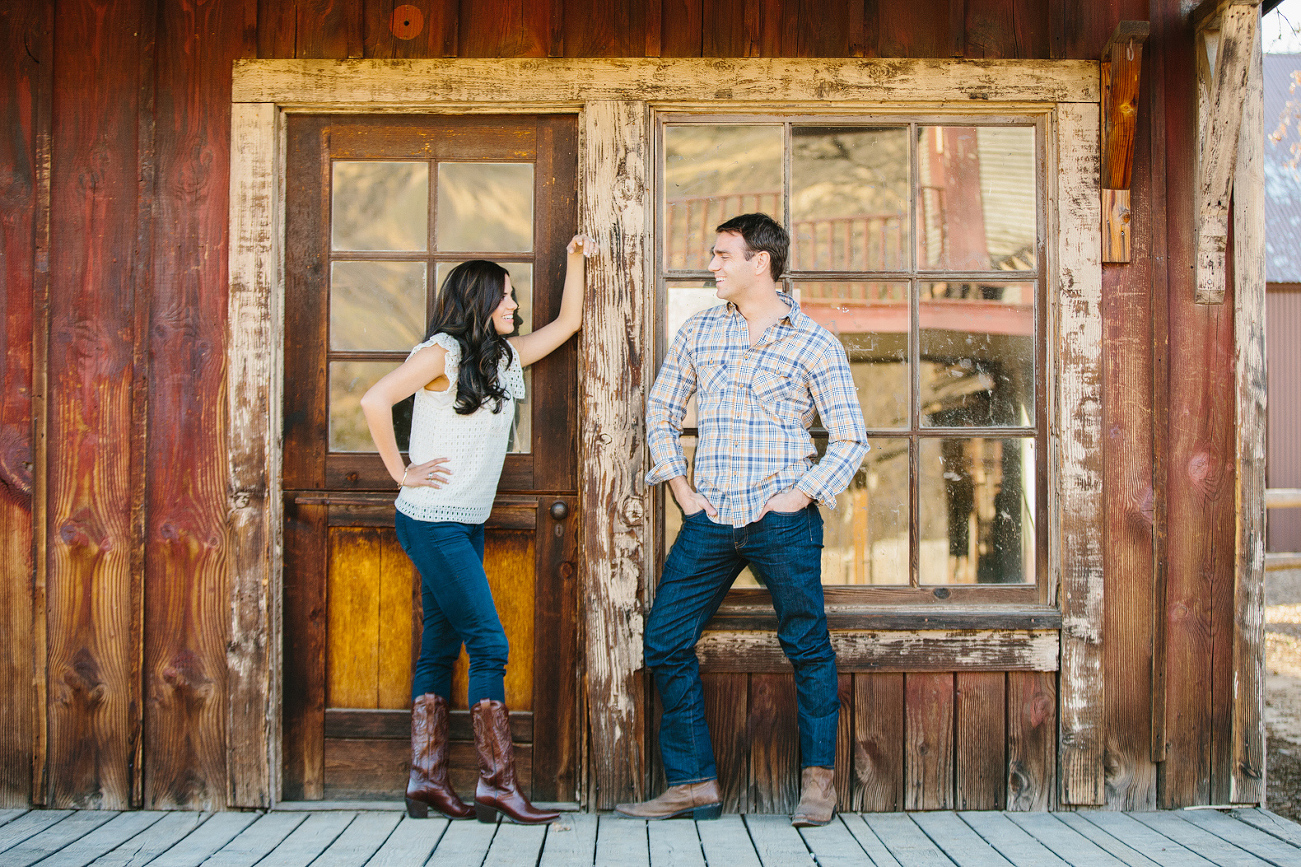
[696,356,731,398]
[750,368,800,421]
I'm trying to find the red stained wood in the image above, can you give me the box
[702,672,749,812]
[904,672,954,810]
[282,503,328,801]
[142,0,246,810]
[0,0,45,808]
[702,0,752,58]
[364,0,459,58]
[531,493,581,801]
[748,673,799,812]
[852,673,903,811]
[457,0,553,58]
[562,0,646,57]
[295,0,363,59]
[45,0,146,810]
[660,0,703,56]
[877,0,950,58]
[1006,670,1054,810]
[792,0,849,57]
[963,0,1051,59]
[257,0,297,58]
[954,672,1004,810]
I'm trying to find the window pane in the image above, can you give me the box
[436,162,533,253]
[330,261,427,352]
[918,437,1035,585]
[920,282,1034,428]
[664,125,783,271]
[792,127,909,271]
[663,436,762,587]
[332,161,428,252]
[330,360,400,451]
[917,127,1037,271]
[822,438,910,585]
[796,281,909,429]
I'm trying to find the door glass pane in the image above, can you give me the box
[436,163,534,253]
[796,281,910,430]
[822,438,910,585]
[917,126,1037,271]
[330,360,400,451]
[330,261,427,351]
[920,282,1035,428]
[918,437,1035,584]
[332,161,428,252]
[792,127,909,271]
[663,125,783,271]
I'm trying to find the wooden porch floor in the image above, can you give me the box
[3,804,1301,866]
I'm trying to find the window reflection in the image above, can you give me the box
[436,162,534,253]
[332,161,428,252]
[330,360,401,452]
[330,261,427,352]
[822,440,909,585]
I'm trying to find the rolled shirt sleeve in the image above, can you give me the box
[645,323,696,486]
[793,342,870,510]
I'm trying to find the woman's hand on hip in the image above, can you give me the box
[401,457,451,488]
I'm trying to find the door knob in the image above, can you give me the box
[550,500,569,520]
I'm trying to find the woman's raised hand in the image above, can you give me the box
[401,456,452,488]
[567,233,598,257]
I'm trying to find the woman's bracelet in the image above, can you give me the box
[400,466,411,486]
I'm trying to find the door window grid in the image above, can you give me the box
[657,117,1047,592]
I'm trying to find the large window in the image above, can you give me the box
[658,117,1047,600]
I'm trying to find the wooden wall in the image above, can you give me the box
[0,0,1258,811]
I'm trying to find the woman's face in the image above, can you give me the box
[491,275,519,335]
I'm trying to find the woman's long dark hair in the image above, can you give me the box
[424,260,514,415]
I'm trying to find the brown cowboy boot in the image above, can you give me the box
[471,699,560,824]
[790,766,836,827]
[614,780,723,820]
[405,694,474,819]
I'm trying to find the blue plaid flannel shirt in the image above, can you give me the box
[646,293,870,528]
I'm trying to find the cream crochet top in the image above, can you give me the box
[394,332,526,524]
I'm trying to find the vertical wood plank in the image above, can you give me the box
[532,495,580,802]
[904,672,954,811]
[294,0,362,59]
[834,673,852,811]
[328,529,382,709]
[257,0,298,58]
[748,673,799,813]
[282,502,327,801]
[954,671,1005,810]
[562,0,646,57]
[1230,25,1265,807]
[1054,100,1105,806]
[579,99,650,809]
[792,0,849,57]
[877,0,950,58]
[378,532,414,710]
[363,0,458,59]
[702,0,749,58]
[1006,670,1055,810]
[703,672,749,812]
[226,100,282,808]
[0,0,44,808]
[456,0,552,58]
[963,0,1051,59]
[144,0,245,810]
[852,672,903,812]
[46,0,146,809]
[660,0,703,57]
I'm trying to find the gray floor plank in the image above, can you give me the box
[482,821,547,867]
[39,811,166,867]
[1053,813,1164,867]
[1230,809,1301,849]
[839,815,903,867]
[3,810,117,867]
[958,811,1070,867]
[697,815,761,867]
[312,811,402,867]
[253,812,355,867]
[860,814,956,866]
[539,812,599,867]
[911,812,1013,867]
[145,812,260,867]
[428,817,499,866]
[0,809,75,853]
[1002,813,1132,867]
[595,816,649,867]
[87,811,209,867]
[364,816,447,867]
[198,812,306,867]
[745,814,815,866]
[1175,810,1301,867]
[1074,813,1216,867]
[647,820,704,867]
[1127,811,1273,867]
[796,817,872,866]
[0,809,29,828]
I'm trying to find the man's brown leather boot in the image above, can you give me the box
[790,766,836,827]
[405,694,474,819]
[614,780,723,820]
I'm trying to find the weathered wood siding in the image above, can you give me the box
[0,0,1264,811]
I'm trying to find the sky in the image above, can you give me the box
[1266,0,1301,53]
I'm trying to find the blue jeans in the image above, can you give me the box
[644,505,837,785]
[395,511,508,704]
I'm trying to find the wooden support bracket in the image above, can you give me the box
[1193,0,1262,303]
[1101,21,1149,263]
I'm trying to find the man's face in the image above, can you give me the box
[708,231,763,302]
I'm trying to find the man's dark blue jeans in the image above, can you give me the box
[644,504,838,786]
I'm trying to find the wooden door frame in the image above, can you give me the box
[227,56,1111,809]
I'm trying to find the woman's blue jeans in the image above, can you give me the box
[395,511,508,704]
[644,505,838,786]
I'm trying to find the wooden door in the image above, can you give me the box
[281,115,581,802]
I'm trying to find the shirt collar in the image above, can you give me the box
[724,290,803,328]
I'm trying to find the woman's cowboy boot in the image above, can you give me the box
[471,698,560,824]
[405,694,474,819]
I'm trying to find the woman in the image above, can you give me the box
[361,234,595,824]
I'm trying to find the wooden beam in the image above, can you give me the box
[1195,0,1261,303]
[1100,21,1148,263]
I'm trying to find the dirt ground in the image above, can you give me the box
[1266,568,1301,820]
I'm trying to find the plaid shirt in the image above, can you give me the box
[646,292,869,527]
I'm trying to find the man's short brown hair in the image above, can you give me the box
[716,213,789,281]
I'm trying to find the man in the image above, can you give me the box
[616,214,869,826]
